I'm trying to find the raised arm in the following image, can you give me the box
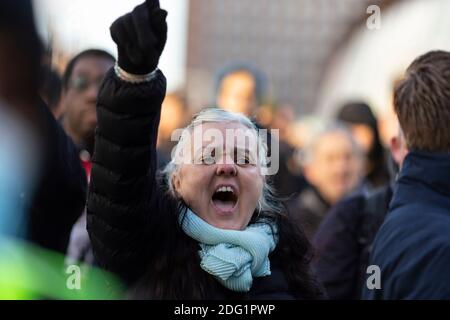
[86,0,168,284]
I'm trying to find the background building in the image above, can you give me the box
[185,0,397,114]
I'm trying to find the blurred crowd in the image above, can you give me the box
[1,0,450,300]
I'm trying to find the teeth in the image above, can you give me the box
[216,186,233,193]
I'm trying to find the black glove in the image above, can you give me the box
[110,0,167,75]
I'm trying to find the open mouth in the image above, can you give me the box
[211,185,238,213]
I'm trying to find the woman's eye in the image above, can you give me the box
[201,155,215,165]
[236,156,251,165]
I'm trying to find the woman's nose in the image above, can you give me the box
[216,162,237,176]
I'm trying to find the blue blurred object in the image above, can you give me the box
[0,101,39,238]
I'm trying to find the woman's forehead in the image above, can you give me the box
[191,121,258,148]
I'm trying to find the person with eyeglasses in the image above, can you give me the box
[61,49,116,171]
[60,50,115,266]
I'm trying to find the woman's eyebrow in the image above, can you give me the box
[233,147,253,156]
[191,145,220,159]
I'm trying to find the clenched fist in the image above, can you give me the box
[110,0,167,75]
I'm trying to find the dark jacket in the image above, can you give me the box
[313,185,392,299]
[362,151,450,299]
[271,141,309,198]
[87,69,323,299]
[26,98,87,253]
[287,186,331,240]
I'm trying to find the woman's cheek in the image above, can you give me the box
[245,171,264,203]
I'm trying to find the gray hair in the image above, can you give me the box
[299,121,364,166]
[162,107,279,215]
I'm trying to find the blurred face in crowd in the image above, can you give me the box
[158,94,185,145]
[173,121,264,230]
[62,55,114,146]
[271,105,295,142]
[217,71,258,117]
[304,131,363,205]
[348,123,374,154]
[379,106,400,148]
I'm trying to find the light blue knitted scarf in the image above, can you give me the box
[179,209,278,292]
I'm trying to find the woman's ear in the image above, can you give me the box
[172,172,182,197]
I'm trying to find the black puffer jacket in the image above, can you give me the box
[87,69,323,299]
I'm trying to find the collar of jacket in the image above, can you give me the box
[298,185,331,216]
[390,150,450,211]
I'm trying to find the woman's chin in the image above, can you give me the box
[208,220,243,230]
[202,207,244,230]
